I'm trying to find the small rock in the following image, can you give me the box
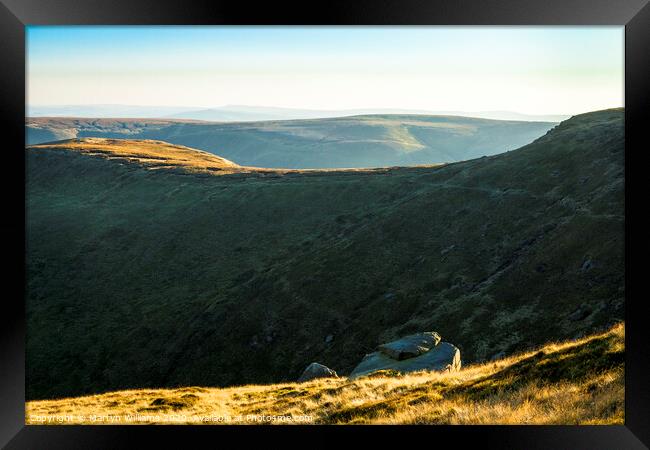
[297,362,338,382]
[581,259,594,271]
[383,292,396,301]
[440,244,456,256]
[325,334,334,343]
[568,304,592,321]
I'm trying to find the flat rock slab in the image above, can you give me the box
[298,362,338,382]
[350,342,461,379]
[377,331,442,360]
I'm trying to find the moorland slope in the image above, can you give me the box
[26,109,624,400]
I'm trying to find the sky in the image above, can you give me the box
[26,26,624,116]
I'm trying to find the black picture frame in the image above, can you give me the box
[1,0,648,448]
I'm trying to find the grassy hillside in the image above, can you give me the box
[25,322,624,424]
[25,108,624,401]
[26,115,555,169]
[27,138,241,173]
[27,137,439,177]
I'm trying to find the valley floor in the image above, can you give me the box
[26,322,624,425]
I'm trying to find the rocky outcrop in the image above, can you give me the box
[349,333,461,379]
[298,362,338,382]
[377,332,441,360]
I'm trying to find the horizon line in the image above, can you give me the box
[26,104,589,118]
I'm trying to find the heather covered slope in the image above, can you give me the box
[25,109,624,400]
[26,114,555,169]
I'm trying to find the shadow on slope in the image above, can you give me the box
[25,109,624,400]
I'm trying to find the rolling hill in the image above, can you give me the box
[25,114,556,169]
[25,108,624,401]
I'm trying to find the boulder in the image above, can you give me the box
[350,342,461,379]
[377,332,441,360]
[297,362,338,382]
[568,304,592,321]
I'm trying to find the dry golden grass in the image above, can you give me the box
[27,138,444,176]
[26,323,624,425]
[27,138,242,174]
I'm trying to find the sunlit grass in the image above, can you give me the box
[26,322,623,425]
[27,138,443,175]
[28,138,242,171]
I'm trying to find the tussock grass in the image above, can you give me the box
[26,322,624,425]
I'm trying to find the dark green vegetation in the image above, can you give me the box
[26,115,555,169]
[26,109,624,400]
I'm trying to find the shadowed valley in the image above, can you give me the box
[26,109,624,401]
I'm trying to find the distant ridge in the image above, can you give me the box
[28,104,572,123]
[26,114,557,169]
[165,105,571,123]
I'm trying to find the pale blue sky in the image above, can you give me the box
[27,26,624,115]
